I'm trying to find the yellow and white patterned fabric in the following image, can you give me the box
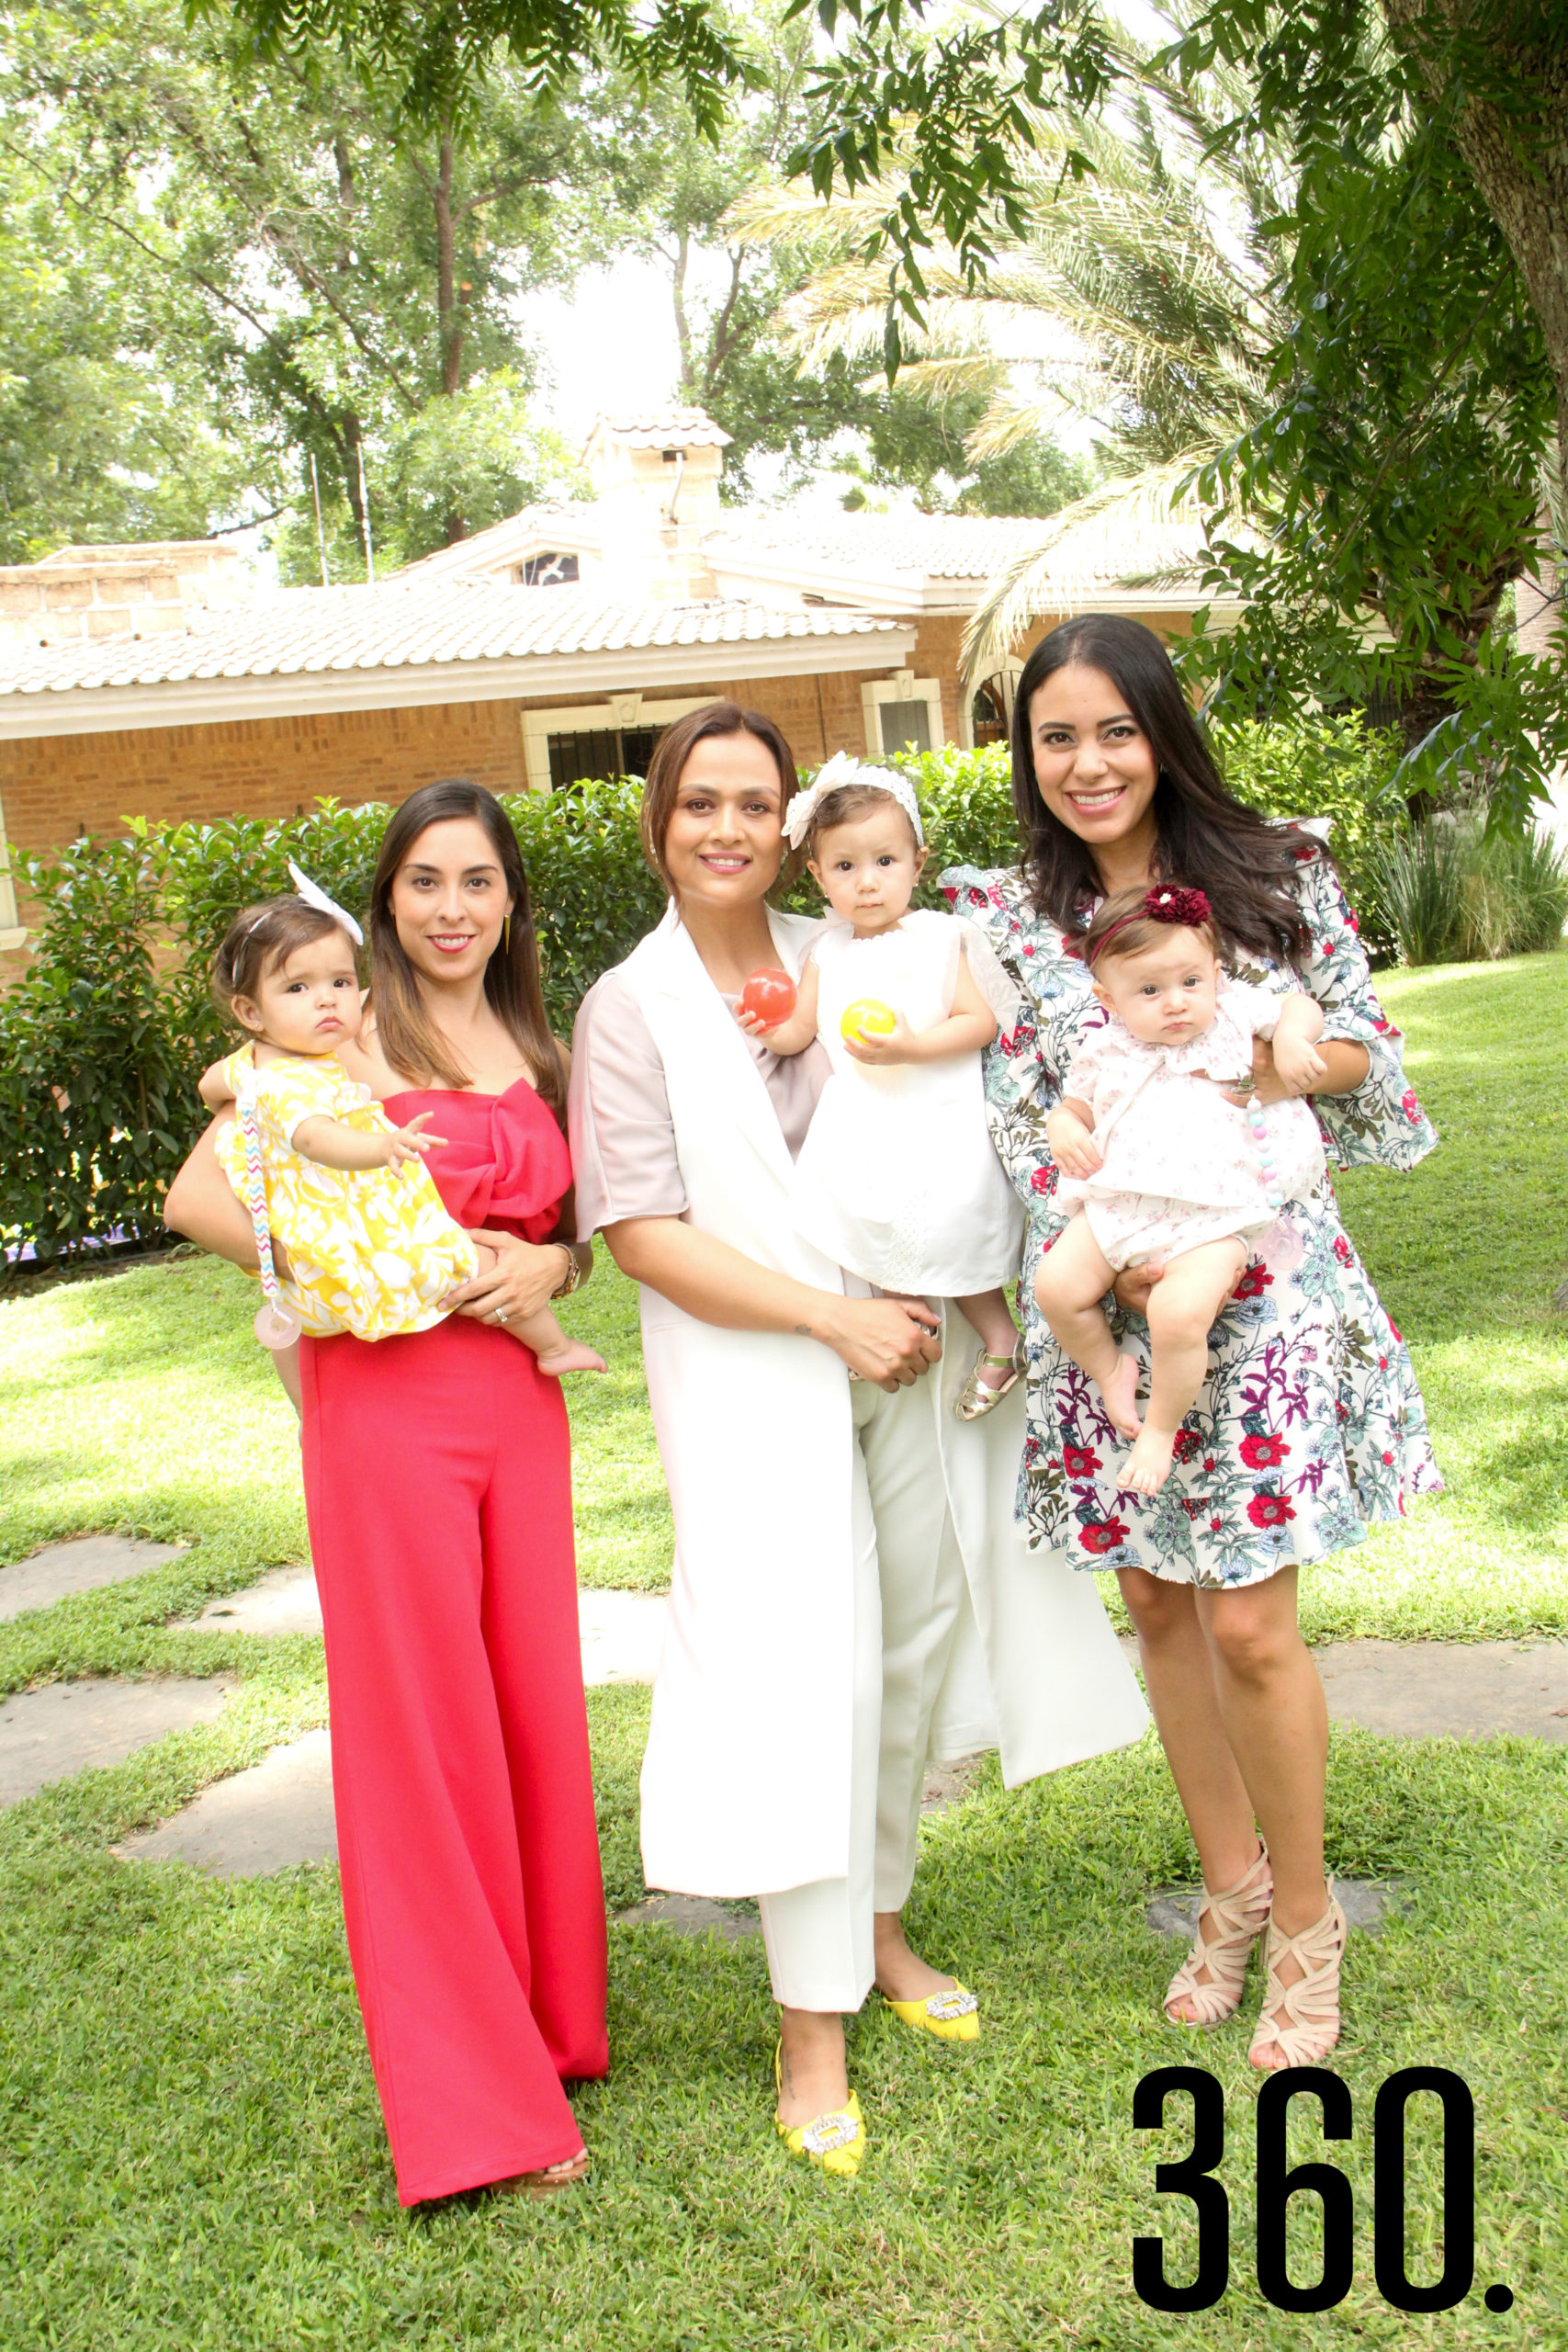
[214,1046,479,1341]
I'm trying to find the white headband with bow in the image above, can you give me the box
[286,859,364,946]
[783,750,925,853]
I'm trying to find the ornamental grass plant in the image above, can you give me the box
[1376,820,1568,967]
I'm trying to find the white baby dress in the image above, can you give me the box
[1054,975,1327,1269]
[789,909,1025,1294]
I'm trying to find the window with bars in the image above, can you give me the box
[876,700,932,757]
[547,724,666,788]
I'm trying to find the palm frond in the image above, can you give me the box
[962,454,1252,682]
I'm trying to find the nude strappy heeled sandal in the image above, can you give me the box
[1162,1845,1273,2027]
[1248,1885,1348,2071]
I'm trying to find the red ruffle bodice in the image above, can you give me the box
[384,1079,571,1245]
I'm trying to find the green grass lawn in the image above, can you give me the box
[0,953,1565,2346]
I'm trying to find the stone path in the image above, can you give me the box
[1118,1631,1568,1744]
[181,1563,671,1684]
[1146,1879,1400,1941]
[6,1532,1567,1922]
[0,1674,234,1808]
[0,1533,186,1623]
[1315,1635,1568,1741]
[186,1566,321,1639]
[115,1731,333,1878]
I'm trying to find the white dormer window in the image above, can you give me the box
[518,551,580,587]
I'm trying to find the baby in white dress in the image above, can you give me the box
[1035,883,1327,1494]
[736,754,1025,1418]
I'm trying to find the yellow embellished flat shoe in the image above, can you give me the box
[774,2047,867,2178]
[954,1341,1024,1421]
[885,1983,980,2041]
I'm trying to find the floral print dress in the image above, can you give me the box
[942,852,1442,1588]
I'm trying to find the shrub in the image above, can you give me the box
[1209,714,1405,954]
[1376,820,1568,966]
[0,834,194,1266]
[0,718,1423,1263]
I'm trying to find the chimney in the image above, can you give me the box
[581,410,731,602]
[0,540,249,650]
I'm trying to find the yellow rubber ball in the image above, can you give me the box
[840,998,896,1040]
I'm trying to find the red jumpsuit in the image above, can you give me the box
[298,1079,607,2207]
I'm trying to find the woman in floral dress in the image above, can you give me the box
[944,614,1439,2069]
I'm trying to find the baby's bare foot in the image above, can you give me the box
[1123,1426,1176,1495]
[533,1340,609,1377]
[1099,1352,1143,1441]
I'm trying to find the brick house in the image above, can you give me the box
[0,408,1223,949]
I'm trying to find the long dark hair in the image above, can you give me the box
[1010,615,1315,963]
[366,780,564,1125]
[640,701,801,889]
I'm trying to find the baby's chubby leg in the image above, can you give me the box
[1122,1238,1248,1497]
[1033,1217,1142,1440]
[456,1239,605,1374]
[955,1284,1020,1394]
[272,1338,302,1419]
[508,1304,607,1378]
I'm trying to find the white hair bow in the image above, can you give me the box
[783,751,925,852]
[288,859,365,947]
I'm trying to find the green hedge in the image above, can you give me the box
[0,725,1402,1267]
[1211,713,1405,956]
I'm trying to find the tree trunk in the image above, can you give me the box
[671,228,695,398]
[434,131,462,398]
[1382,0,1568,487]
[432,130,469,545]
[341,412,366,539]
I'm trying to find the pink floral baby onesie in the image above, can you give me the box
[1055,977,1325,1271]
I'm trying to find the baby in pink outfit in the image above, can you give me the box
[1034,884,1327,1496]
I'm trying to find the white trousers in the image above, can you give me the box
[758,1372,969,2012]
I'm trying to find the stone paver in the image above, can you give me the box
[1146,1880,1400,1940]
[0,1534,186,1623]
[115,1731,334,1877]
[615,1894,761,1940]
[1119,1632,1568,1742]
[186,1566,322,1638]
[183,1571,671,1687]
[578,1589,667,1684]
[0,1676,233,1808]
[100,1604,1568,1883]
[1315,1636,1568,1742]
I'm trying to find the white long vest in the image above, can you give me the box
[616,904,1148,1899]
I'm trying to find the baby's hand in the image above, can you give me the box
[382,1111,446,1167]
[1269,1035,1328,1095]
[1047,1109,1103,1178]
[842,1011,914,1066]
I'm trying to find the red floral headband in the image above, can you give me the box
[1083,885,1213,967]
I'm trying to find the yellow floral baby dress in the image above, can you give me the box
[214,1046,479,1340]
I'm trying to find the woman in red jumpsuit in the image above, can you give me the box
[166,781,607,2205]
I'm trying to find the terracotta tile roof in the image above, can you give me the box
[0,581,900,701]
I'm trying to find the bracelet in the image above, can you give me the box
[550,1243,585,1299]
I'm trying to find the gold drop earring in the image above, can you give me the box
[503,911,512,954]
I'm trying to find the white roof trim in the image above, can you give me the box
[706,549,980,616]
[0,626,919,742]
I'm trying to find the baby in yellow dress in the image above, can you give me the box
[204,887,604,1408]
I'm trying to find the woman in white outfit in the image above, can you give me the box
[569,703,1146,2173]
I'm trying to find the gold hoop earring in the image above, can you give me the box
[503,911,512,954]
